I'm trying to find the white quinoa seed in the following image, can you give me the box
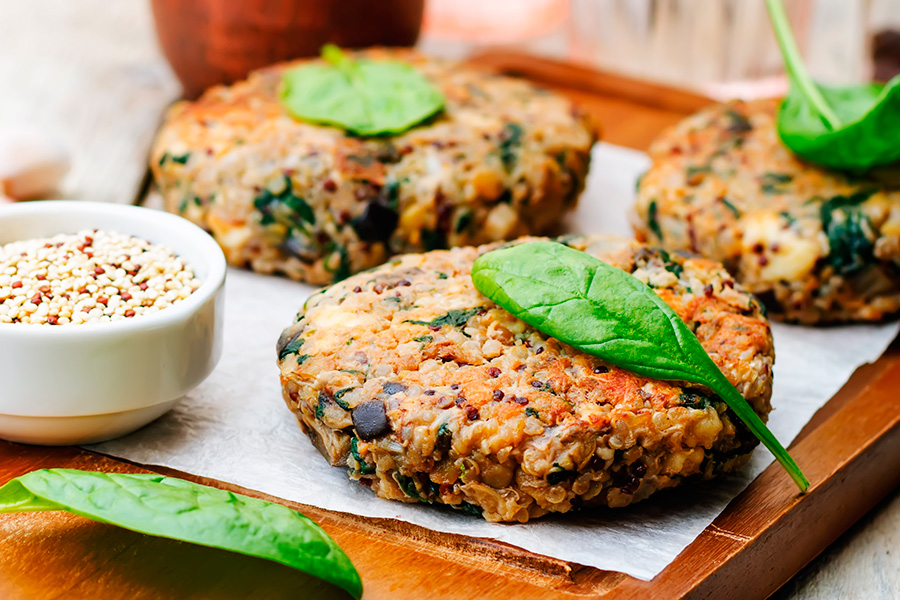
[0,229,201,325]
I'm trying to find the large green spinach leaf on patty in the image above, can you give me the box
[280,45,445,137]
[471,241,808,492]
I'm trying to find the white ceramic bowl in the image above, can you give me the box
[0,201,226,445]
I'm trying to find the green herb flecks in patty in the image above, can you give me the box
[255,176,315,228]
[819,190,878,276]
[404,307,483,329]
[498,123,524,172]
[760,172,794,195]
[546,464,577,485]
[680,392,717,410]
[350,437,375,475]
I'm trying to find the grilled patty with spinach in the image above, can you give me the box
[277,235,773,522]
[151,49,597,285]
[635,98,900,323]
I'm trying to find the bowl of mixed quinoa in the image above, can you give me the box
[0,201,226,445]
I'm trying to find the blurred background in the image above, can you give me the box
[1,0,899,202]
[420,0,900,97]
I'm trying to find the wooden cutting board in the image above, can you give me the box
[2,52,899,600]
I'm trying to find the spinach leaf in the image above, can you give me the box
[334,387,355,410]
[766,0,900,170]
[819,190,877,276]
[395,474,426,502]
[323,243,352,282]
[720,197,741,218]
[350,437,375,475]
[546,464,577,485]
[255,175,315,230]
[647,200,663,240]
[680,392,715,410]
[404,308,482,328]
[278,335,304,360]
[280,45,445,137]
[0,469,362,598]
[823,210,875,276]
[471,241,808,492]
[498,123,523,172]
[760,172,794,195]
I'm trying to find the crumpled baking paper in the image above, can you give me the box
[91,144,900,580]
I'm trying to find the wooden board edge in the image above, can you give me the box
[609,349,900,599]
[464,50,713,114]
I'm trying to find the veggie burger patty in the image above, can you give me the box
[277,235,774,522]
[151,49,597,285]
[635,98,900,323]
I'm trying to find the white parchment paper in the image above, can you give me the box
[91,144,900,580]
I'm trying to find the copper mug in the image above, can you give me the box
[151,0,425,98]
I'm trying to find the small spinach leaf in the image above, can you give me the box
[647,200,663,240]
[278,335,305,360]
[350,437,375,475]
[546,463,577,485]
[280,45,445,137]
[766,0,900,170]
[498,123,524,172]
[0,469,362,598]
[720,197,741,218]
[680,392,715,410]
[819,190,878,276]
[471,241,808,492]
[255,175,315,230]
[395,474,426,502]
[823,210,875,276]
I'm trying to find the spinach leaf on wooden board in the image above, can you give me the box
[0,469,362,598]
[471,241,808,492]
[766,0,900,171]
[280,44,445,137]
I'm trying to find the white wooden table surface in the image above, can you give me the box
[1,1,898,598]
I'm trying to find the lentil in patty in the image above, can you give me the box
[634,98,900,323]
[277,235,774,522]
[151,49,597,285]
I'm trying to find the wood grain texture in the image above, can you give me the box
[1,4,900,597]
[0,0,179,204]
[2,346,899,600]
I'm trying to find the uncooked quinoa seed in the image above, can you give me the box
[0,229,201,325]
